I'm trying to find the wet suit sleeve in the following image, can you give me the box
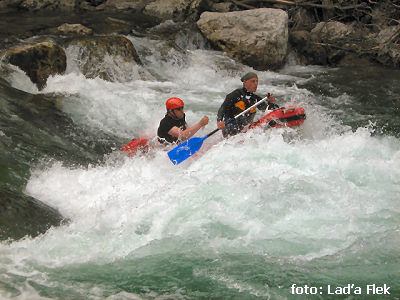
[217,90,239,121]
[217,100,228,122]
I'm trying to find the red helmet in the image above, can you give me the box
[166,97,184,110]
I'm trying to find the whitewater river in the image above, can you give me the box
[0,35,399,299]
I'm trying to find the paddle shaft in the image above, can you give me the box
[204,94,271,139]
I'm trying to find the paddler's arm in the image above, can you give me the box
[256,93,279,111]
[217,104,225,129]
[168,116,209,141]
[266,93,279,109]
[217,96,234,129]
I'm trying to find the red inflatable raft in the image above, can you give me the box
[121,106,306,156]
[120,137,150,157]
[249,106,306,129]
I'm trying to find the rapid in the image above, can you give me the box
[0,33,399,299]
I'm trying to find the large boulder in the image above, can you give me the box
[2,40,66,90]
[197,8,288,70]
[144,0,204,22]
[66,35,142,81]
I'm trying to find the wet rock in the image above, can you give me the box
[144,0,204,22]
[0,187,65,241]
[0,0,20,10]
[102,17,133,34]
[310,21,354,43]
[19,0,75,11]
[66,35,142,81]
[290,7,314,31]
[290,30,328,65]
[148,20,210,51]
[291,34,320,64]
[374,25,400,67]
[197,8,288,70]
[210,2,234,13]
[56,23,93,36]
[96,0,149,10]
[290,21,357,65]
[2,40,66,90]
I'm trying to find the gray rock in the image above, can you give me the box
[0,0,21,9]
[375,25,400,66]
[96,0,148,10]
[290,30,328,65]
[57,23,93,36]
[144,0,203,22]
[290,7,314,31]
[210,2,234,13]
[66,35,142,81]
[310,21,354,43]
[0,187,65,241]
[197,8,288,70]
[2,40,67,90]
[19,0,76,11]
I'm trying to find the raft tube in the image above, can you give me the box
[120,137,149,157]
[250,106,306,129]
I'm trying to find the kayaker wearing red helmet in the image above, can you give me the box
[157,97,209,144]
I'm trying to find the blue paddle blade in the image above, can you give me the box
[167,136,206,165]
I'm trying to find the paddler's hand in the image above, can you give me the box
[200,116,209,127]
[217,120,225,129]
[267,93,276,103]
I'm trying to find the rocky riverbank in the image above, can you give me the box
[1,0,399,90]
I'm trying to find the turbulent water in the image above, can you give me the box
[0,33,399,300]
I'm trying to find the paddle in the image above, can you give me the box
[167,95,272,165]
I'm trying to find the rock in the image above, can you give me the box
[66,35,142,81]
[144,0,204,22]
[375,25,400,66]
[337,53,376,67]
[0,0,21,10]
[197,8,288,70]
[310,21,354,43]
[290,7,314,31]
[102,17,133,34]
[305,21,355,65]
[19,0,75,11]
[148,20,210,50]
[0,187,65,241]
[210,2,234,13]
[3,40,66,90]
[290,30,328,65]
[57,23,93,36]
[96,0,148,10]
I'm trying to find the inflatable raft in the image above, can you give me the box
[121,106,306,156]
[249,106,306,129]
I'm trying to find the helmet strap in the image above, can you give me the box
[167,110,178,119]
[168,109,184,120]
